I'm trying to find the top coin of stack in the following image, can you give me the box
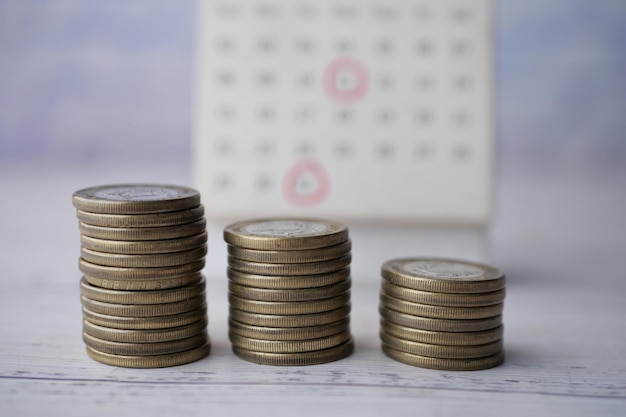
[72,184,210,368]
[379,258,506,371]
[224,218,354,366]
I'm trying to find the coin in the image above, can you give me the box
[380,331,503,359]
[80,276,206,304]
[229,305,351,328]
[229,292,350,315]
[79,219,207,241]
[232,338,354,366]
[380,293,503,319]
[79,258,205,280]
[379,307,502,333]
[381,320,504,346]
[229,317,350,341]
[82,305,207,330]
[227,267,350,289]
[224,218,348,250]
[382,258,505,294]
[81,294,205,317]
[382,345,504,371]
[80,232,208,255]
[72,184,201,214]
[228,279,351,302]
[76,205,205,228]
[84,272,202,291]
[80,245,207,268]
[227,240,351,264]
[228,254,351,276]
[381,281,505,307]
[83,318,208,343]
[86,342,210,368]
[83,332,208,356]
[230,330,351,353]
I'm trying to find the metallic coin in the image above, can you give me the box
[81,294,205,317]
[229,292,350,315]
[229,305,351,328]
[72,184,201,214]
[84,272,202,291]
[228,254,351,276]
[228,267,350,289]
[379,307,502,333]
[83,318,208,343]
[230,330,351,353]
[76,205,204,228]
[227,240,351,264]
[80,232,208,255]
[382,345,504,371]
[86,342,210,368]
[381,320,504,346]
[80,276,206,304]
[79,258,204,280]
[228,279,351,302]
[380,331,503,359]
[229,317,350,341]
[83,332,208,356]
[79,219,207,241]
[232,338,354,366]
[381,281,505,307]
[80,245,207,268]
[382,258,505,294]
[380,293,503,319]
[224,218,349,250]
[82,305,207,330]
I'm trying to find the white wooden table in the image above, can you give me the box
[1,161,625,416]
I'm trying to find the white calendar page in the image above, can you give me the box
[193,0,494,223]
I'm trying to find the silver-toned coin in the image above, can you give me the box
[227,240,351,264]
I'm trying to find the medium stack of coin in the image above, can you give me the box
[224,218,354,366]
[72,184,210,368]
[379,258,505,371]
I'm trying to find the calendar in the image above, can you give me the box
[193,0,494,223]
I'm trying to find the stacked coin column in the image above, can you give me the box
[224,218,354,366]
[379,258,505,371]
[72,184,210,368]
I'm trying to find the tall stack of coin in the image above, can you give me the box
[379,258,505,371]
[224,218,354,366]
[72,184,210,368]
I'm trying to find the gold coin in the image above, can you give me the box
[224,218,348,250]
[81,294,206,317]
[381,320,504,346]
[229,305,351,328]
[232,338,354,366]
[228,254,351,276]
[229,292,350,315]
[380,293,503,319]
[80,276,206,304]
[80,232,208,255]
[381,281,505,307]
[79,219,206,241]
[84,272,202,291]
[79,258,205,280]
[382,258,505,294]
[82,305,207,330]
[86,342,210,368]
[379,307,502,333]
[229,317,350,341]
[83,318,208,343]
[76,205,204,227]
[228,267,350,289]
[230,330,351,353]
[83,332,208,356]
[228,279,351,302]
[72,184,201,214]
[380,331,502,359]
[80,245,207,268]
[227,240,351,264]
[382,345,504,370]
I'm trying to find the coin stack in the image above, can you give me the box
[224,218,354,366]
[379,258,505,371]
[72,184,210,368]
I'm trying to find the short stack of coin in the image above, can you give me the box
[224,218,354,366]
[72,184,210,368]
[379,258,505,371]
